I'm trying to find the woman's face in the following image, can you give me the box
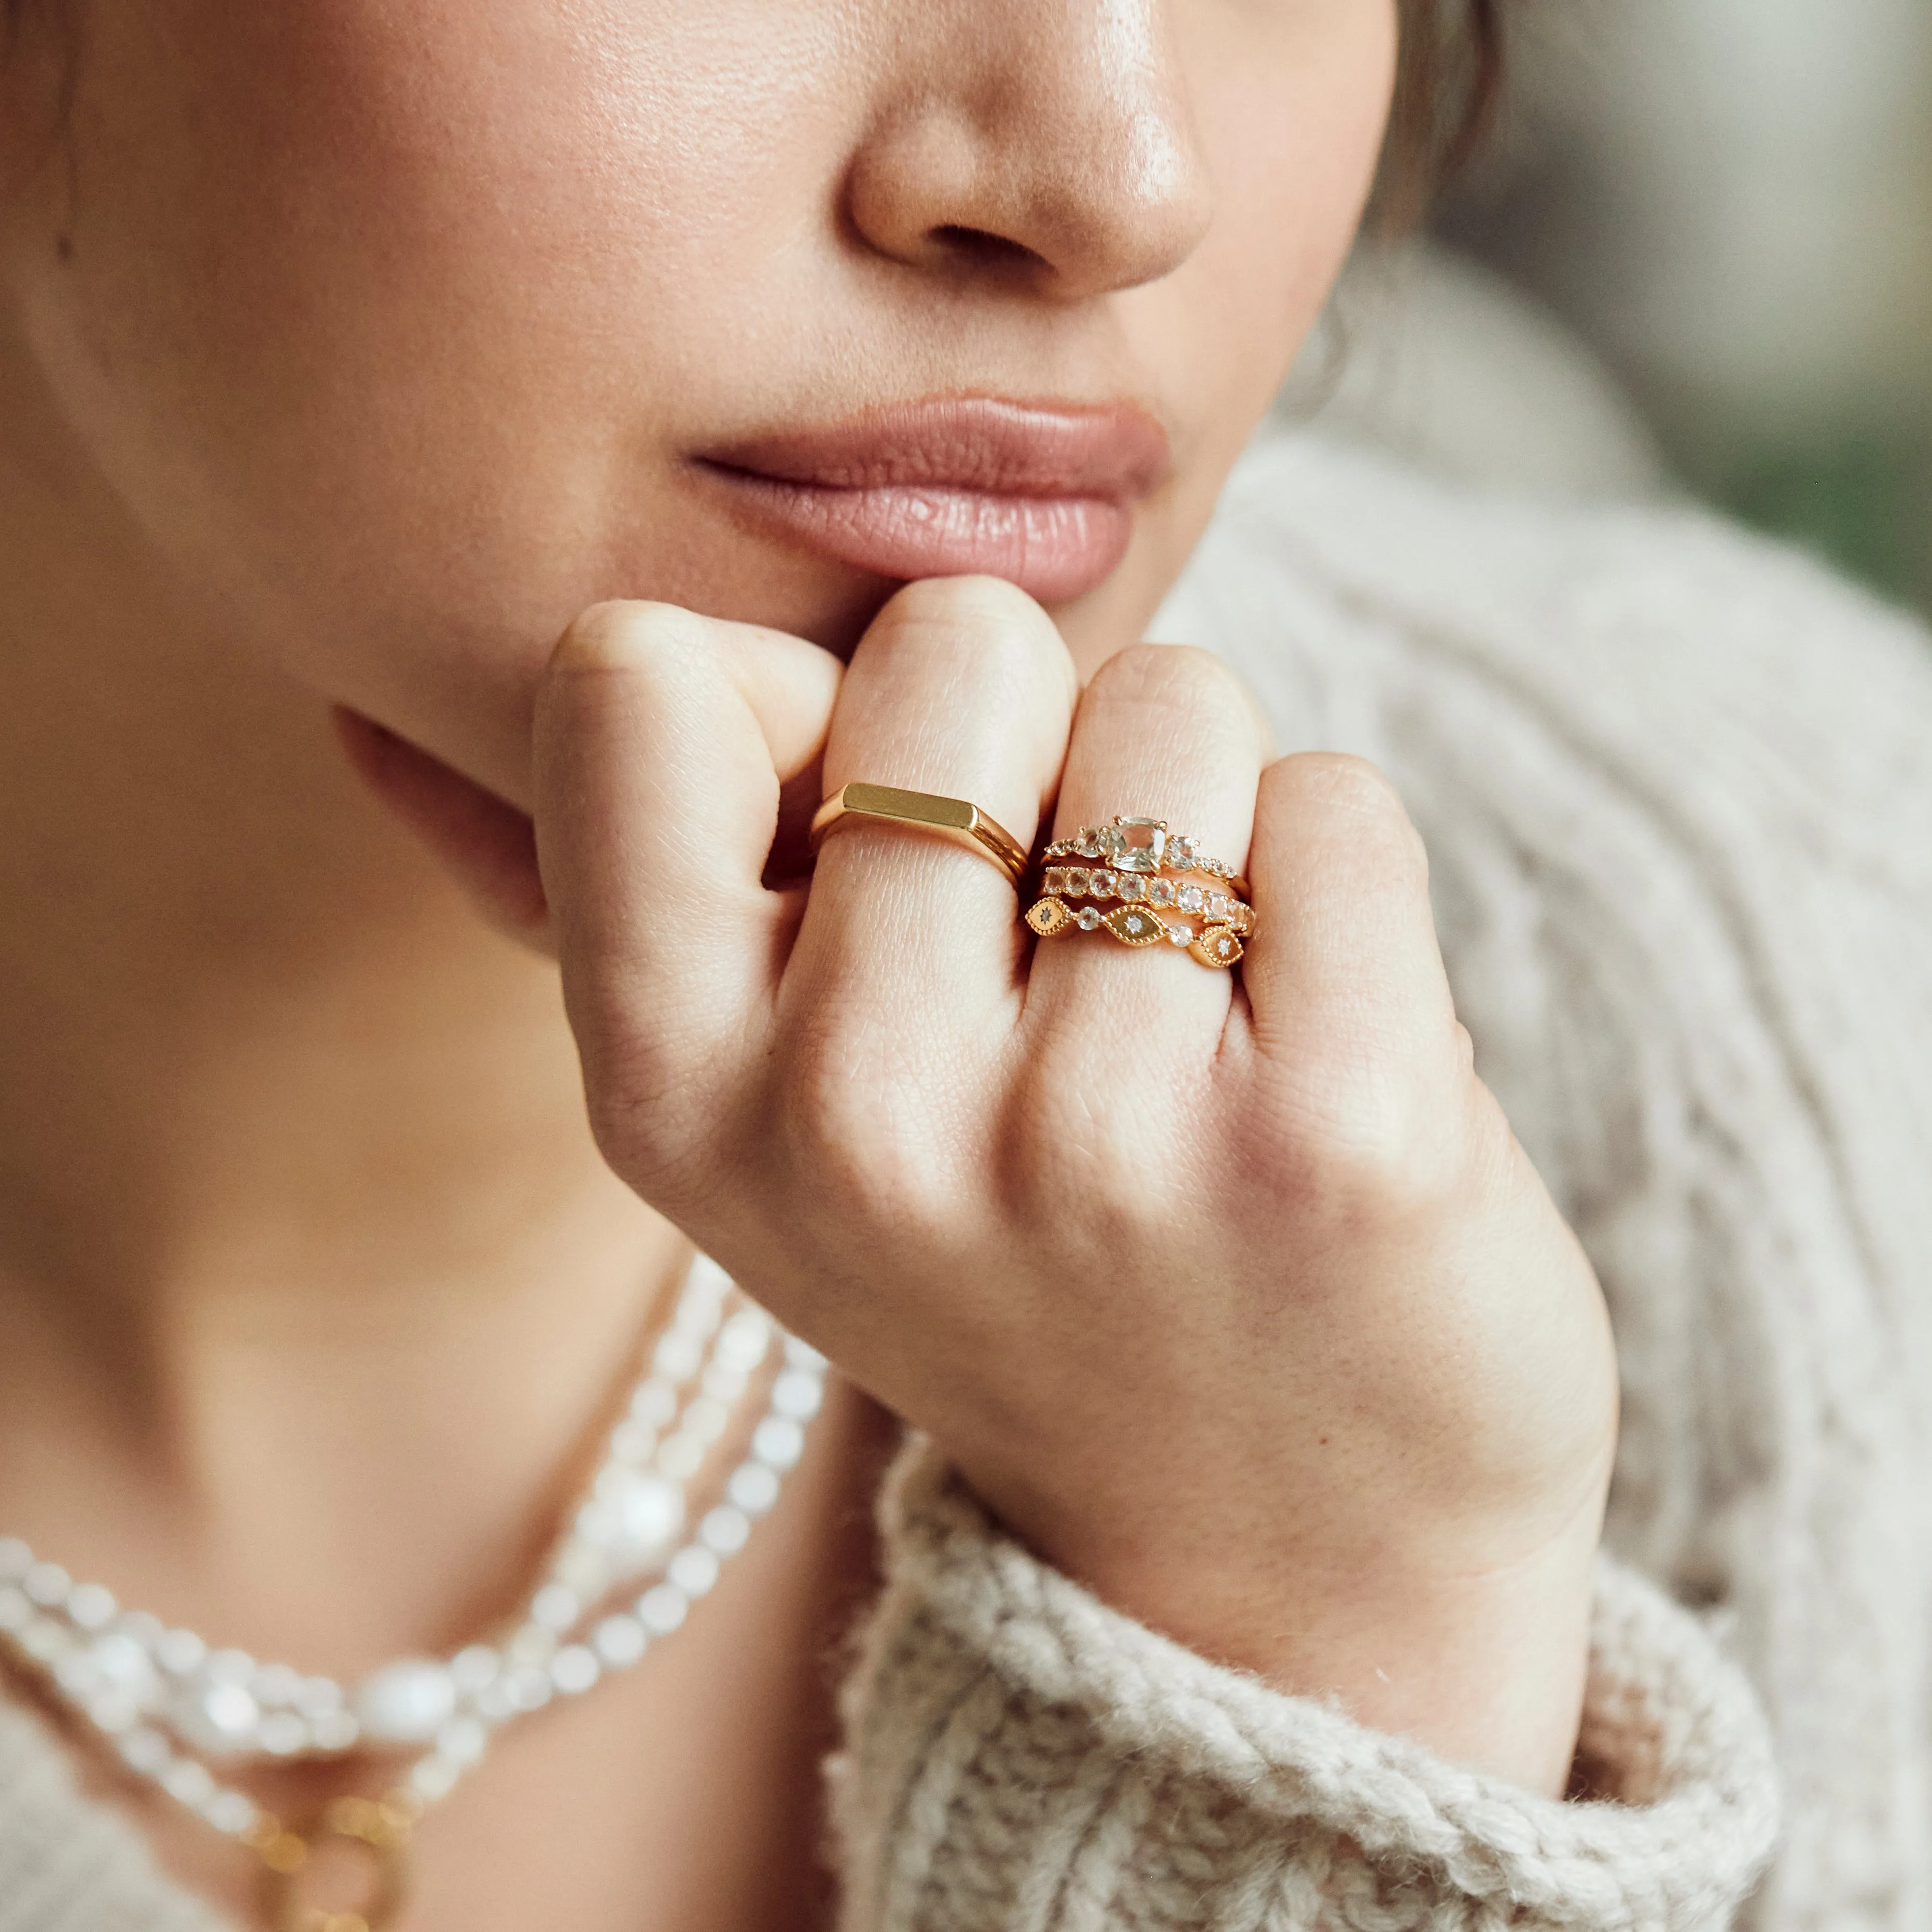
[0,0,1395,802]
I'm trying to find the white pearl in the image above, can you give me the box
[667,1547,719,1599]
[353,1658,457,1744]
[698,1506,749,1556]
[593,1614,647,1667]
[550,1645,599,1695]
[610,1471,684,1564]
[175,1680,261,1756]
[727,1464,780,1516]
[66,1583,117,1631]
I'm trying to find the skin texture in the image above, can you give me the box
[0,4,1617,1929]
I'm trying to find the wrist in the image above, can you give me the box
[1069,1496,1607,1798]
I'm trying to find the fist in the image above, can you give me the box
[529,576,1618,1792]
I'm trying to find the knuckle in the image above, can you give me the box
[1257,1034,1468,1223]
[1086,641,1252,727]
[773,1015,965,1239]
[868,576,1076,707]
[1264,752,1428,886]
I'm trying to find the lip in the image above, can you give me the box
[692,395,1171,603]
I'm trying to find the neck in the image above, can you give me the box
[0,378,680,1675]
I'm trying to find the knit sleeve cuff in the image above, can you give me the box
[829,1437,1780,1932]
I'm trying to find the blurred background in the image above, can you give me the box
[1441,0,1932,614]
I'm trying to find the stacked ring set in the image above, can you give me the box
[1026,815,1252,968]
[810,789,1256,971]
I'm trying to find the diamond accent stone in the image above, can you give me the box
[1091,870,1118,898]
[1148,878,1176,907]
[1102,905,1165,946]
[1190,925,1244,969]
[1177,884,1205,913]
[1043,866,1067,894]
[1207,892,1230,919]
[1075,907,1101,930]
[1075,830,1104,859]
[1166,923,1191,945]
[1165,833,1196,869]
[1062,868,1089,895]
[1117,875,1145,902]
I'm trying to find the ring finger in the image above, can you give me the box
[1024,642,1269,1045]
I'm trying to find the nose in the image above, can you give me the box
[845,0,1214,303]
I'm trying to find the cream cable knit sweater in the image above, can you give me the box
[3,428,1928,1928]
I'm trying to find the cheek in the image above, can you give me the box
[1103,4,1397,611]
[24,1,857,737]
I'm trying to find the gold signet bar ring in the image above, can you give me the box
[809,782,1029,888]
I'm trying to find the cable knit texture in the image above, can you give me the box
[2,428,1928,1927]
[832,1442,1776,1932]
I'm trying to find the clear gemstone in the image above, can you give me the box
[354,1659,458,1744]
[1207,892,1230,919]
[1148,877,1177,906]
[1075,908,1101,931]
[1074,830,1103,859]
[1062,868,1088,895]
[1108,816,1167,872]
[1167,924,1191,945]
[1090,870,1118,898]
[1043,866,1065,894]
[1166,833,1196,868]
[1117,875,1144,902]
[1177,884,1205,913]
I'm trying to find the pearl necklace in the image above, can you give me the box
[0,1253,825,1921]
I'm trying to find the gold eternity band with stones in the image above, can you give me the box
[810,782,1029,888]
[1042,815,1250,900]
[1025,894,1249,968]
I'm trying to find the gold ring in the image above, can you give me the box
[1024,895,1251,969]
[809,782,1029,888]
[1043,816,1249,899]
[1041,865,1252,930]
